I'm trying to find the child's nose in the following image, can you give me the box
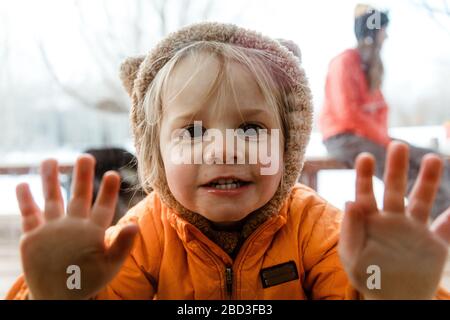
[203,138,245,164]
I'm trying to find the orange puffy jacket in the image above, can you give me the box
[319,49,391,147]
[6,184,450,300]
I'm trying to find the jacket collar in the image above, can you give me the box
[167,199,289,265]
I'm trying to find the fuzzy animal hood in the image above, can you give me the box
[120,22,313,256]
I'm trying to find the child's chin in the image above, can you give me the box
[208,216,249,230]
[203,211,251,226]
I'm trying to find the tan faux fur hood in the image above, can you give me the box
[119,22,313,256]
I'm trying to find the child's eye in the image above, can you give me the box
[239,123,265,138]
[184,124,207,139]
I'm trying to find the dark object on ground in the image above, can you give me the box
[68,147,146,225]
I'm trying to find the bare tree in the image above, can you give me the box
[412,0,450,35]
[37,0,222,114]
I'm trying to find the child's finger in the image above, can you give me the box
[67,155,95,219]
[90,171,120,228]
[430,207,450,244]
[106,224,139,265]
[339,201,366,264]
[40,159,65,221]
[407,154,442,224]
[355,152,378,214]
[382,141,409,214]
[16,183,43,233]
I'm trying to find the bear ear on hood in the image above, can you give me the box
[277,38,301,63]
[119,55,145,96]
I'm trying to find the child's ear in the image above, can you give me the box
[119,56,145,96]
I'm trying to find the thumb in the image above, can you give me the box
[106,224,139,264]
[339,201,367,263]
[430,207,450,244]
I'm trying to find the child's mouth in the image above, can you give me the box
[201,177,252,194]
[206,178,251,190]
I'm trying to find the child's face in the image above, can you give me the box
[159,52,284,227]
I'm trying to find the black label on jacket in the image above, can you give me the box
[260,261,299,288]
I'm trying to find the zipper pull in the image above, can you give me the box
[225,266,233,298]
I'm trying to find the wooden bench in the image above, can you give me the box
[0,157,351,192]
[0,165,73,175]
[299,157,351,191]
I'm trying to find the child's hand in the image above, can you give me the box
[339,141,450,299]
[16,155,139,299]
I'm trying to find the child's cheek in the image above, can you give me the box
[257,158,284,196]
[164,161,197,206]
[254,133,284,178]
[160,134,200,199]
[264,142,283,196]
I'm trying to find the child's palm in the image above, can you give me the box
[16,156,138,299]
[339,142,450,299]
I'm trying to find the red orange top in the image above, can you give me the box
[319,48,391,147]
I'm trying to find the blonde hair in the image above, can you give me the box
[136,41,296,193]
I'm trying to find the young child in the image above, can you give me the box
[6,22,450,300]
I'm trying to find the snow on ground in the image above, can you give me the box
[0,175,67,216]
[317,169,386,210]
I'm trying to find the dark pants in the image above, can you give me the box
[323,133,450,219]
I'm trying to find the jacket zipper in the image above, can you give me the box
[223,218,282,299]
[225,266,233,299]
[193,214,282,299]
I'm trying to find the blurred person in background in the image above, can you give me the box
[319,3,450,219]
